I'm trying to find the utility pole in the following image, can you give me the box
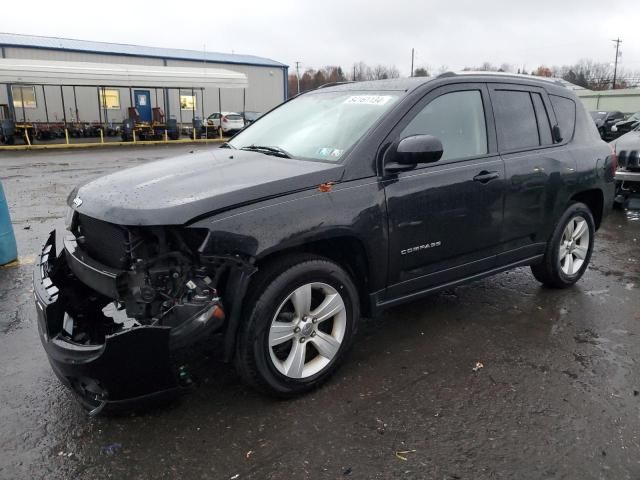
[612,38,622,90]
[295,61,302,94]
[410,48,415,77]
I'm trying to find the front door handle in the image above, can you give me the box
[473,170,499,183]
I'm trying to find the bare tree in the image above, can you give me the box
[370,65,400,80]
[352,62,371,81]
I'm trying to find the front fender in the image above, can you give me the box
[191,177,387,293]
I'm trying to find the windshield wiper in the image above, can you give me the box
[219,142,236,149]
[240,145,292,158]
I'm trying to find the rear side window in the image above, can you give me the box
[549,95,576,141]
[226,114,243,120]
[401,90,487,161]
[531,93,553,145]
[492,90,540,151]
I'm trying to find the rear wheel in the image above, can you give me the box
[531,202,595,288]
[235,255,359,396]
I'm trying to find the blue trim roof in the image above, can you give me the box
[0,33,287,69]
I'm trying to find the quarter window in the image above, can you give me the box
[549,95,576,141]
[12,86,37,109]
[401,90,487,161]
[492,90,539,151]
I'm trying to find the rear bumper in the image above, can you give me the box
[33,231,223,412]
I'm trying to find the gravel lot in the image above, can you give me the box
[1,145,639,479]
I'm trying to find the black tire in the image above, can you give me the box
[531,202,595,288]
[235,254,359,397]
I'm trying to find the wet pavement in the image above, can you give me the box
[1,146,639,480]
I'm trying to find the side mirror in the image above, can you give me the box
[385,135,443,173]
[552,125,563,143]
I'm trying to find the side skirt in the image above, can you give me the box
[369,254,544,316]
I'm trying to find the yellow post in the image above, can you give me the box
[219,127,223,139]
[64,128,69,145]
[100,129,104,144]
[133,130,136,143]
[204,125,208,140]
[24,129,31,146]
[164,130,168,142]
[192,127,196,141]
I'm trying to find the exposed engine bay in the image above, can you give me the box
[57,211,248,349]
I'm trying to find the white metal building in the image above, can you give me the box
[0,33,288,125]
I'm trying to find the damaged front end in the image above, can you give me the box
[34,214,252,414]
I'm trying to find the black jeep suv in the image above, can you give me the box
[34,73,615,412]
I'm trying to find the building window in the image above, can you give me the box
[99,89,121,109]
[12,86,37,109]
[180,94,196,110]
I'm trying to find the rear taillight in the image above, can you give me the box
[222,117,228,123]
[611,144,618,172]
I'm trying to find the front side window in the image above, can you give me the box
[99,89,120,110]
[229,91,401,161]
[401,90,487,161]
[493,90,539,151]
[180,94,196,110]
[12,86,37,109]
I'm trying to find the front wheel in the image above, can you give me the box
[235,255,359,397]
[531,202,595,288]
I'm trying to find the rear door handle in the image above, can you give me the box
[473,170,499,183]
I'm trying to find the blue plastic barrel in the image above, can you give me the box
[0,180,18,265]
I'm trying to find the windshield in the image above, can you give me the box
[229,91,401,161]
[628,112,640,122]
[226,114,243,121]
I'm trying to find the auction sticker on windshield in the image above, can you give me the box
[344,95,393,106]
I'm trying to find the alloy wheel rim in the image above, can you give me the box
[268,282,347,379]
[559,216,590,276]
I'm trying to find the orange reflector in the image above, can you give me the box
[211,305,225,321]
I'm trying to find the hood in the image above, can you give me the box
[72,149,344,225]
[612,130,640,153]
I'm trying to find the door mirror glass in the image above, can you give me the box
[394,134,444,164]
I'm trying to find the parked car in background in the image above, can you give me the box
[611,112,640,138]
[207,112,245,134]
[590,110,624,140]
[242,111,262,126]
[611,126,640,207]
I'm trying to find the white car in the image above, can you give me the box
[207,112,245,134]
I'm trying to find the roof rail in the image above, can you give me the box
[316,81,355,90]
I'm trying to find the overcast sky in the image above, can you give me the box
[4,0,639,77]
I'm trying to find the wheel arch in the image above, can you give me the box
[253,234,373,318]
[570,189,604,229]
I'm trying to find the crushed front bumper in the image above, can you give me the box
[33,231,224,413]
